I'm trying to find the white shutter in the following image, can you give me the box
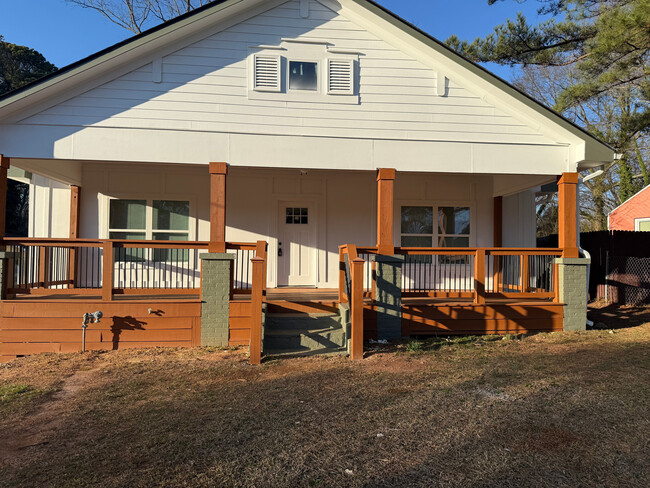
[253,54,281,92]
[327,59,354,95]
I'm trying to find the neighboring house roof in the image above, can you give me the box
[0,0,614,166]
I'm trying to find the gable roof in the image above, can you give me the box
[0,0,614,164]
[608,184,650,216]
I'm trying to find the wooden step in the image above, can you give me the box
[265,300,339,315]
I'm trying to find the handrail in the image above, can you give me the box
[339,244,364,360]
[249,240,268,365]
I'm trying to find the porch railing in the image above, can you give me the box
[3,238,263,299]
[339,246,562,304]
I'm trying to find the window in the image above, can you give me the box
[285,207,308,224]
[635,218,650,231]
[289,61,318,91]
[401,206,470,247]
[109,199,190,261]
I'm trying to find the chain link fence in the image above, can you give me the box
[606,254,650,305]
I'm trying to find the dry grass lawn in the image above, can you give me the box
[1,307,649,487]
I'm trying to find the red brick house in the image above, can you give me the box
[608,186,650,231]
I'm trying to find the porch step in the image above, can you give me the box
[263,313,346,357]
[265,300,339,315]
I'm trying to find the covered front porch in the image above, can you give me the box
[0,155,583,363]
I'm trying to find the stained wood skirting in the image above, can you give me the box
[0,299,201,361]
[402,302,564,335]
[229,300,252,347]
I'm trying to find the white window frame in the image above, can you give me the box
[398,202,475,248]
[101,195,196,241]
[287,58,320,93]
[635,217,650,231]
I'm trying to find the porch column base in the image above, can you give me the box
[374,255,404,341]
[555,257,590,332]
[200,253,234,347]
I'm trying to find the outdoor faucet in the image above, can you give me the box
[82,311,103,353]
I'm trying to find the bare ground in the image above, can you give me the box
[0,308,649,488]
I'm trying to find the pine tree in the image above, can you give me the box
[447,0,650,206]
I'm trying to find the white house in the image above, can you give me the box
[0,0,613,363]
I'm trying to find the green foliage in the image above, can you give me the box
[449,1,650,213]
[405,340,423,352]
[0,36,57,95]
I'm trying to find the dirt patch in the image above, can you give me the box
[0,360,107,463]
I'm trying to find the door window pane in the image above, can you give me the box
[109,199,146,230]
[438,207,470,235]
[153,200,189,231]
[285,207,308,224]
[289,61,318,91]
[401,206,433,234]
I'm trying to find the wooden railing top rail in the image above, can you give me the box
[3,238,261,251]
[340,245,563,256]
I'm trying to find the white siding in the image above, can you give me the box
[503,189,537,247]
[28,175,71,238]
[20,0,554,149]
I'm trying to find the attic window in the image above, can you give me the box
[289,61,318,91]
[327,59,354,95]
[253,54,281,92]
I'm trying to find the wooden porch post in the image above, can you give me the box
[69,185,81,287]
[0,155,10,242]
[209,162,228,253]
[558,172,579,258]
[376,168,395,255]
[493,196,503,247]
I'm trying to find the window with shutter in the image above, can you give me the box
[327,59,354,95]
[253,54,281,92]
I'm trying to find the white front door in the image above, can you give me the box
[277,202,317,287]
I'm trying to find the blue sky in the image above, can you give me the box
[0,0,549,80]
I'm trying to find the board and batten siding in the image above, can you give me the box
[11,0,568,173]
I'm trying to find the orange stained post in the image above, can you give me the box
[0,155,10,241]
[376,168,396,255]
[102,240,114,301]
[558,172,579,258]
[69,186,81,287]
[249,256,265,365]
[493,196,503,247]
[474,249,486,305]
[209,162,228,253]
[350,257,365,360]
[338,247,347,304]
